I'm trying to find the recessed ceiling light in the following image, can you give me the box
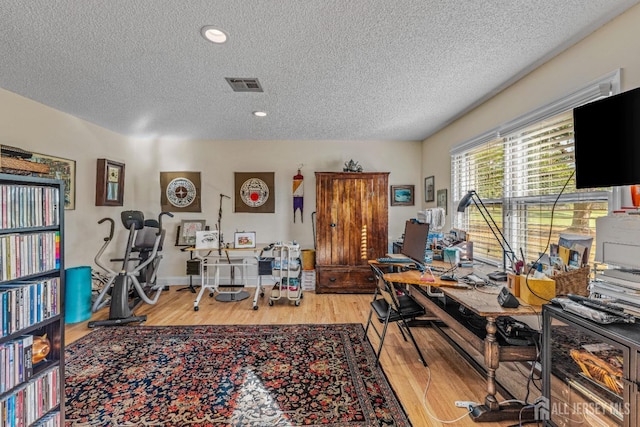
[253,111,267,117]
[201,26,228,44]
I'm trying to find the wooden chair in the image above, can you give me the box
[364,264,428,366]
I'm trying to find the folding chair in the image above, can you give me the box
[364,264,428,366]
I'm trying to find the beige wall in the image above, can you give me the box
[422,3,640,229]
[0,88,422,284]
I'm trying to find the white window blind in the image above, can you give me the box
[452,71,619,267]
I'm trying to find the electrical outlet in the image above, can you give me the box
[454,401,477,408]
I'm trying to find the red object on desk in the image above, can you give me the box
[420,267,436,282]
[631,185,640,207]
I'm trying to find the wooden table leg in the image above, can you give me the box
[470,316,535,422]
[484,316,500,410]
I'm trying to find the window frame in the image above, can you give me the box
[451,70,621,268]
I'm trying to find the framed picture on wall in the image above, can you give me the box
[160,171,202,212]
[390,185,415,206]
[424,176,435,202]
[437,189,448,214]
[95,159,125,206]
[31,152,76,210]
[234,172,275,213]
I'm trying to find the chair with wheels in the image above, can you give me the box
[364,263,428,366]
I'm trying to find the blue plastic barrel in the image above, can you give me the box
[65,266,92,323]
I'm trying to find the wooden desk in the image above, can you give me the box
[384,266,542,422]
[382,268,471,288]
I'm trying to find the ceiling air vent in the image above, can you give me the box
[225,78,263,92]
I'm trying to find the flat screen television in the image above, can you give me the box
[401,220,430,267]
[573,87,640,189]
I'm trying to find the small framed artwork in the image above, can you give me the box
[195,230,219,250]
[177,219,206,246]
[424,176,435,202]
[95,159,125,206]
[234,231,256,249]
[31,152,76,210]
[437,189,448,214]
[390,185,415,206]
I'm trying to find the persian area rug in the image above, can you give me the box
[65,323,412,426]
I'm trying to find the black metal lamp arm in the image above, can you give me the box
[459,190,518,270]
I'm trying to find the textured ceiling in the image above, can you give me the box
[1,1,638,141]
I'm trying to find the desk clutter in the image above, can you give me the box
[503,233,593,306]
[395,213,640,328]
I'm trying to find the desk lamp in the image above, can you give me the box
[457,190,517,280]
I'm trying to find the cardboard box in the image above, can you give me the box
[301,270,316,291]
[519,275,556,305]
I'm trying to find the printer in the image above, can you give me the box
[592,214,640,303]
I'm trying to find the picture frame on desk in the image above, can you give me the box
[234,231,256,249]
[390,185,414,206]
[95,159,125,206]
[177,220,206,246]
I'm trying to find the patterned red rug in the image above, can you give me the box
[65,323,412,426]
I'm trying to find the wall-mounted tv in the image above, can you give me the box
[573,86,640,189]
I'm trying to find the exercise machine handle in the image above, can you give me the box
[97,217,115,241]
[157,211,174,236]
[94,217,118,277]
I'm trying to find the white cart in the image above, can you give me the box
[268,242,303,306]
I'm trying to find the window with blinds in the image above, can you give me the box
[452,71,619,268]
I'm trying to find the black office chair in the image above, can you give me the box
[364,264,428,366]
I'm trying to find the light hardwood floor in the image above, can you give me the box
[65,287,533,426]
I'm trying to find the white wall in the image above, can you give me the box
[0,88,422,284]
[421,3,640,229]
[0,87,134,272]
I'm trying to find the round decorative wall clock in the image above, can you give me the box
[240,177,269,207]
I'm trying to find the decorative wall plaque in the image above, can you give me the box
[160,171,202,212]
[234,172,275,213]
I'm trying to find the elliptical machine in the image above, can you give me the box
[88,210,173,328]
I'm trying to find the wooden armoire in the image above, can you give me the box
[315,172,389,293]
